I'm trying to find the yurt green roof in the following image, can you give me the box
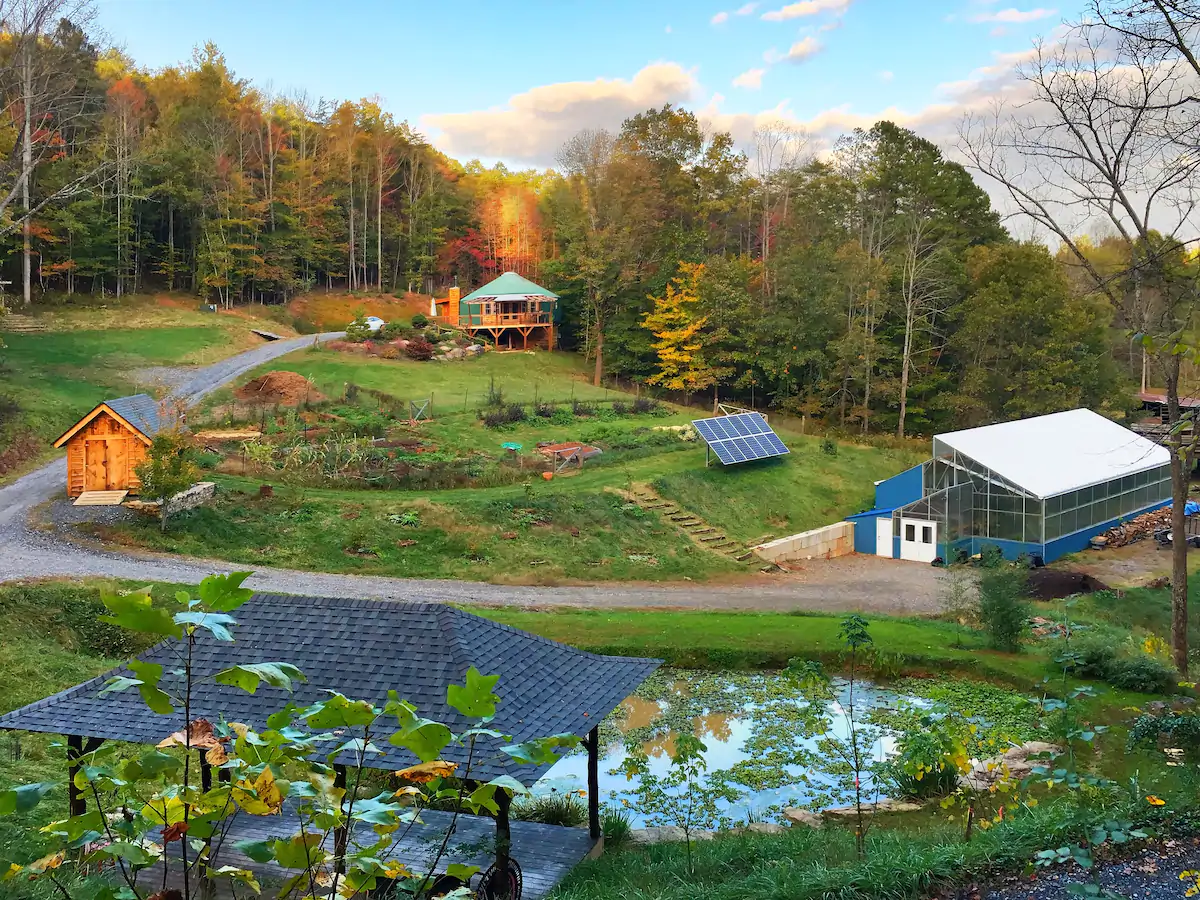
[461,272,558,302]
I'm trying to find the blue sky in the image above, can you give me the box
[95,0,1085,166]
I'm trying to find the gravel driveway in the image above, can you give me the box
[0,333,944,612]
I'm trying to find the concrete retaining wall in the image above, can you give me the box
[754,521,855,563]
[165,481,215,516]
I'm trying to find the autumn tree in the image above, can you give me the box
[642,262,726,402]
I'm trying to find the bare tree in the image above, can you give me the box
[752,123,809,300]
[959,15,1200,671]
[0,0,104,305]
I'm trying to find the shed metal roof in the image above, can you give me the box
[105,394,163,439]
[0,594,660,783]
[934,409,1169,500]
[461,272,558,304]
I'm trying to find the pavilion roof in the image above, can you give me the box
[460,272,557,303]
[0,594,659,783]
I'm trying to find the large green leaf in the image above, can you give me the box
[197,572,255,612]
[501,733,580,766]
[303,692,378,729]
[0,782,54,816]
[233,839,274,864]
[173,611,237,641]
[127,660,173,714]
[388,720,453,763]
[99,842,158,866]
[446,667,500,719]
[99,591,180,638]
[215,662,306,694]
[270,831,326,869]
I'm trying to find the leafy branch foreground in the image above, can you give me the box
[0,572,576,900]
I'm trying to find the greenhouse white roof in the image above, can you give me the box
[934,408,1169,500]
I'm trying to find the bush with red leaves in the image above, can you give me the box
[405,339,435,361]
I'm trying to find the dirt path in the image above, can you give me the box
[0,333,944,612]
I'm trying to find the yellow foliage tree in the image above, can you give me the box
[642,263,718,395]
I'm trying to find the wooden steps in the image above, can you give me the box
[0,312,46,333]
[618,483,753,563]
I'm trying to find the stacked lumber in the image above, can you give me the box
[1094,506,1173,548]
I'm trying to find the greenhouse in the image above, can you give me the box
[848,409,1172,564]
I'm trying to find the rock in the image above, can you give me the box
[630,826,714,845]
[958,740,1062,791]
[745,822,787,836]
[445,347,466,360]
[467,344,484,354]
[782,808,822,828]
[823,799,923,817]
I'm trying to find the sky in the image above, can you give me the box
[93,0,1086,168]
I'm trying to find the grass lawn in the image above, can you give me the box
[0,295,299,483]
[106,347,922,584]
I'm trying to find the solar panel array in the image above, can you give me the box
[691,412,789,465]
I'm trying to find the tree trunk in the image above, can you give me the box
[21,43,32,307]
[897,306,914,439]
[592,317,604,387]
[1166,358,1190,674]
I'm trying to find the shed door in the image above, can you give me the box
[875,518,893,558]
[899,518,938,563]
[84,438,109,491]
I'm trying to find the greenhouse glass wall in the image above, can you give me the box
[870,409,1172,564]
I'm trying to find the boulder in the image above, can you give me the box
[731,822,787,836]
[630,826,715,845]
[445,347,466,360]
[823,799,923,817]
[782,808,822,828]
[467,344,485,354]
[958,741,1061,791]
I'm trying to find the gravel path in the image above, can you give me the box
[0,333,944,612]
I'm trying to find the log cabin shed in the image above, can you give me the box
[53,393,162,497]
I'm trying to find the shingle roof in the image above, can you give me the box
[0,595,660,783]
[461,272,558,303]
[105,393,162,439]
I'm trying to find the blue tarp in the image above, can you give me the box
[1169,500,1200,516]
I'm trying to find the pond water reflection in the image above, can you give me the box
[536,671,924,826]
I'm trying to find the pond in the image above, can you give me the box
[534,670,1040,826]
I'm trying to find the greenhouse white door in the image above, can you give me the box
[899,518,937,563]
[876,518,893,558]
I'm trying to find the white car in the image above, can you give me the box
[363,316,385,333]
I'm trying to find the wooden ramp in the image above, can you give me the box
[250,328,283,341]
[73,490,128,506]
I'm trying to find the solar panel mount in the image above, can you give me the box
[690,412,789,466]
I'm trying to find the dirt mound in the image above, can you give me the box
[1028,568,1110,600]
[234,371,324,405]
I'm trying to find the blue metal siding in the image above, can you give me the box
[875,465,923,510]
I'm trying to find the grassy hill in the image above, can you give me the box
[94,346,922,584]
[0,295,297,483]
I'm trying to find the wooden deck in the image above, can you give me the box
[146,805,597,899]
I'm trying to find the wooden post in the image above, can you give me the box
[586,727,601,841]
[333,764,348,873]
[494,787,512,892]
[67,735,85,818]
[200,754,212,792]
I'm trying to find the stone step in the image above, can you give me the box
[699,534,727,543]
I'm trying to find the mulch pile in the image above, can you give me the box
[1096,506,1173,548]
[234,371,324,405]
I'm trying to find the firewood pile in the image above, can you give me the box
[1093,507,1173,548]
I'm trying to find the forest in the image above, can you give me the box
[2,3,1146,438]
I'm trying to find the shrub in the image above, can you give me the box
[602,806,635,850]
[411,313,429,328]
[195,449,222,470]
[611,400,629,416]
[134,429,201,532]
[550,406,576,426]
[512,792,588,827]
[821,437,838,456]
[535,402,557,418]
[632,397,659,415]
[378,344,401,360]
[405,338,434,361]
[379,321,409,341]
[1071,631,1176,694]
[481,404,527,429]
[486,377,504,408]
[886,715,964,800]
[572,399,596,417]
[345,313,373,343]
[977,563,1030,652]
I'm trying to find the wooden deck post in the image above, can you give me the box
[333,764,349,873]
[67,735,84,818]
[200,754,212,792]
[494,787,512,894]
[586,726,600,841]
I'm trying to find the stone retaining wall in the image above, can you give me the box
[753,521,855,563]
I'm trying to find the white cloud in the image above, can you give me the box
[736,2,759,13]
[971,6,1056,24]
[711,10,729,24]
[878,70,894,82]
[761,0,851,22]
[733,67,766,89]
[784,36,824,62]
[423,63,699,166]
